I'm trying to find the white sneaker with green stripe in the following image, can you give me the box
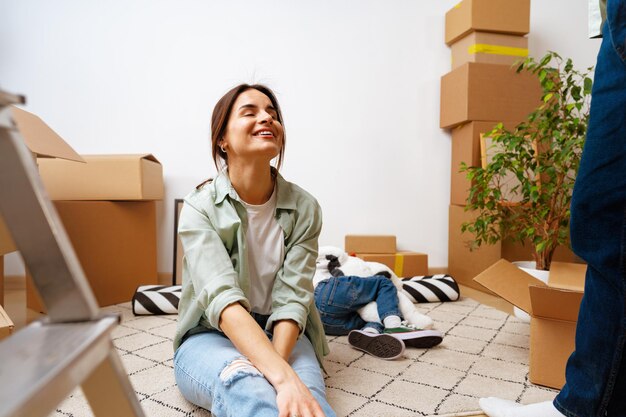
[383,322,443,349]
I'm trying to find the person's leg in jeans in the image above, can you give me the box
[174,331,279,417]
[555,2,626,415]
[174,330,336,417]
[314,275,406,359]
[480,2,626,416]
[313,275,403,335]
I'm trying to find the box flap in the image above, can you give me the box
[548,262,586,291]
[10,106,84,163]
[473,259,547,313]
[530,285,583,322]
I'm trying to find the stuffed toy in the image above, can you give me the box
[314,246,434,330]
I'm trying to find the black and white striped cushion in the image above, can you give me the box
[132,285,181,315]
[400,275,460,303]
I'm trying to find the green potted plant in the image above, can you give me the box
[460,52,593,273]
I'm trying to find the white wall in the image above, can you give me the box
[0,0,600,276]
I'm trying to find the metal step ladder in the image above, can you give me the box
[0,90,146,417]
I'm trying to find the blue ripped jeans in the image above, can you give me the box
[314,275,402,335]
[173,314,336,417]
[554,1,626,416]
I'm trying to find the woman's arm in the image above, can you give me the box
[220,303,325,417]
[272,319,300,361]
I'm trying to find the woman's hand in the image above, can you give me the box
[275,375,326,417]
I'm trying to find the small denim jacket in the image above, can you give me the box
[173,169,329,365]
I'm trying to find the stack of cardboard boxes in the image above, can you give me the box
[440,3,588,388]
[345,235,428,277]
[442,0,582,291]
[26,154,163,312]
[442,0,540,290]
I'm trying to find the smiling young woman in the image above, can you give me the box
[173,84,335,417]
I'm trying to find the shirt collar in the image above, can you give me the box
[213,167,297,210]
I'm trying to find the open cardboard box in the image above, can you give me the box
[474,259,586,389]
[0,106,85,257]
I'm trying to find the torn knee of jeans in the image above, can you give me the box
[219,357,263,386]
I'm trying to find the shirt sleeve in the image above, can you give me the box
[178,199,250,331]
[266,201,323,334]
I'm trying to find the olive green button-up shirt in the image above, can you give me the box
[173,170,329,364]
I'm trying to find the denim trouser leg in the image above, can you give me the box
[314,276,402,335]
[174,331,336,417]
[554,2,626,416]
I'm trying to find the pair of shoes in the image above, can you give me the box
[347,329,405,360]
[383,322,443,349]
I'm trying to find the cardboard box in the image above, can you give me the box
[354,252,428,278]
[450,121,518,206]
[0,106,84,256]
[26,201,158,312]
[451,31,528,70]
[440,62,542,129]
[448,205,502,292]
[474,260,586,388]
[37,154,164,201]
[0,303,14,340]
[501,237,582,264]
[447,205,582,291]
[345,235,396,254]
[445,0,530,46]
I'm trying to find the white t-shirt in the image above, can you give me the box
[242,188,284,315]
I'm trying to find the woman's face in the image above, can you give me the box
[221,89,284,164]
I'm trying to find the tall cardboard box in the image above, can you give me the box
[26,201,158,311]
[345,235,396,254]
[450,121,518,206]
[474,260,586,388]
[440,62,542,129]
[450,31,528,70]
[354,252,428,277]
[445,0,531,45]
[37,154,164,201]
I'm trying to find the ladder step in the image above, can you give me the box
[0,315,119,417]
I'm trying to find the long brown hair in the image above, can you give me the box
[211,84,286,171]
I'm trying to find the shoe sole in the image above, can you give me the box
[348,331,405,360]
[387,329,443,349]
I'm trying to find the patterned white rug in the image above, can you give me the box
[49,298,557,417]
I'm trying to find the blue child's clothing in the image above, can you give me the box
[314,275,402,335]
